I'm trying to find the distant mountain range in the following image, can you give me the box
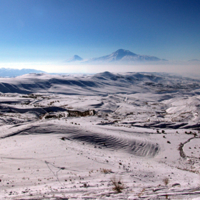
[67,49,167,63]
[188,59,200,62]
[0,68,44,77]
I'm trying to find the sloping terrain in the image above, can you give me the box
[0,72,200,199]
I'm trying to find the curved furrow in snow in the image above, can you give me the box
[68,132,160,157]
[0,123,160,157]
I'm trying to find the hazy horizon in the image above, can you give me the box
[0,62,200,78]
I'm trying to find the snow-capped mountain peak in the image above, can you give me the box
[88,49,166,62]
[66,55,83,62]
[110,49,137,60]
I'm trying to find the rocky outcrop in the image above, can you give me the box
[67,109,95,117]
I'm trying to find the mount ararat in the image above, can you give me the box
[68,49,167,63]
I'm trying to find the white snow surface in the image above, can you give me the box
[0,71,200,199]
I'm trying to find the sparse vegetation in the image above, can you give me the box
[111,177,125,193]
[100,168,113,174]
[138,188,145,197]
[163,177,169,186]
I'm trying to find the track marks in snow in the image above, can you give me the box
[68,132,159,157]
[0,123,160,157]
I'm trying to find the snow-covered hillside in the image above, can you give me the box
[0,71,199,95]
[0,71,200,199]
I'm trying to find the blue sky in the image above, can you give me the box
[0,0,200,73]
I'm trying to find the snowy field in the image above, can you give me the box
[1,71,200,199]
